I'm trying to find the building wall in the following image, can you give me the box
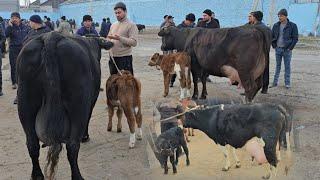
[0,0,19,12]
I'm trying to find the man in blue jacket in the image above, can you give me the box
[5,12,30,90]
[270,9,298,89]
[76,15,98,36]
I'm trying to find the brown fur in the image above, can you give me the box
[149,52,192,98]
[105,70,142,136]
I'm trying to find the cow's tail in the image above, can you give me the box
[41,32,65,179]
[278,104,292,147]
[44,144,63,180]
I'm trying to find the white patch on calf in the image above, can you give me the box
[174,63,181,79]
[286,132,291,151]
[137,128,142,140]
[220,104,225,110]
[134,106,139,114]
[231,147,241,168]
[129,133,136,148]
[219,145,231,171]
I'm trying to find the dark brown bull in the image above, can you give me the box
[158,26,272,102]
[106,70,142,148]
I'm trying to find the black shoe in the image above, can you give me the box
[0,91,3,96]
[240,92,245,96]
[12,84,17,90]
[269,84,277,88]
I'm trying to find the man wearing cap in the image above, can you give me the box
[5,12,30,90]
[165,15,175,27]
[24,15,51,43]
[271,9,298,89]
[160,15,168,28]
[249,11,272,94]
[107,2,138,75]
[177,13,196,28]
[76,15,98,36]
[197,9,219,29]
[57,16,72,35]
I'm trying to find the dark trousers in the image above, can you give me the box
[0,50,2,91]
[9,46,22,85]
[109,55,134,75]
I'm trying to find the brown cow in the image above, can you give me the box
[149,52,192,100]
[106,70,142,148]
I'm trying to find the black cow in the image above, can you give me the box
[158,26,272,102]
[155,126,190,174]
[17,32,113,180]
[136,24,146,32]
[184,103,291,179]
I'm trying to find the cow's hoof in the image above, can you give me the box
[222,166,230,171]
[107,127,112,132]
[173,169,177,174]
[81,135,90,143]
[129,143,135,149]
[192,95,198,99]
[200,95,206,99]
[163,94,168,97]
[137,136,142,140]
[186,159,190,166]
[262,174,271,179]
[192,133,195,136]
[235,162,241,168]
[164,169,168,174]
[31,173,44,180]
[117,128,122,133]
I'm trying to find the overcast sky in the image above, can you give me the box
[20,0,37,5]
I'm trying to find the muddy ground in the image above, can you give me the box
[0,29,319,180]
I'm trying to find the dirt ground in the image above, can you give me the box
[0,29,319,180]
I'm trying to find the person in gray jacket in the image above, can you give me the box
[57,16,72,35]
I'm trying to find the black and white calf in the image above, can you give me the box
[155,126,190,174]
[184,103,291,179]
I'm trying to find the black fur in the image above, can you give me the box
[155,127,190,174]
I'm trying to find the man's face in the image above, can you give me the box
[185,20,193,26]
[29,21,36,29]
[248,14,253,23]
[202,13,211,22]
[114,8,126,21]
[83,20,92,28]
[11,16,21,25]
[278,15,287,23]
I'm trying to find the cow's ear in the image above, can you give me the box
[98,38,114,50]
[158,27,170,36]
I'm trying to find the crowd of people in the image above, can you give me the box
[0,2,137,104]
[159,8,298,93]
[0,3,298,105]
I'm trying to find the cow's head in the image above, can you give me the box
[148,53,163,70]
[158,26,176,51]
[96,38,114,50]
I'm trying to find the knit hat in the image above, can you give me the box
[114,2,127,11]
[278,9,288,17]
[186,13,196,22]
[83,15,93,22]
[203,9,212,16]
[29,15,42,24]
[61,16,66,21]
[168,15,174,19]
[11,12,20,19]
[251,11,263,21]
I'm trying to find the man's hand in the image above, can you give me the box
[107,34,120,40]
[8,20,13,26]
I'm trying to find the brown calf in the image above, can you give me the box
[106,70,142,148]
[148,52,192,100]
